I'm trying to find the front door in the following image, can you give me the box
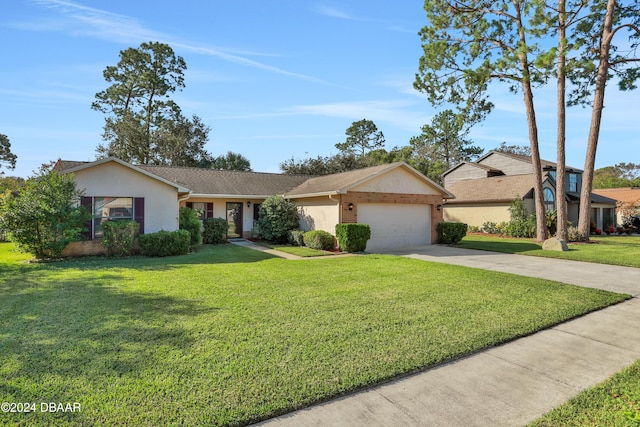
[226,202,243,238]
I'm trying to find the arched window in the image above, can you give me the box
[543,188,555,212]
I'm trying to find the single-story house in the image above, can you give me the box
[592,187,640,225]
[442,151,617,230]
[55,157,454,255]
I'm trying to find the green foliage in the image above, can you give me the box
[138,230,190,257]
[255,196,300,243]
[593,163,640,189]
[92,42,213,166]
[287,229,306,246]
[0,133,17,172]
[482,222,499,234]
[494,141,532,157]
[101,220,139,257]
[207,151,252,171]
[335,119,385,158]
[567,226,586,242]
[179,207,202,245]
[505,197,536,238]
[0,167,91,259]
[436,222,468,244]
[203,217,228,244]
[335,223,371,252]
[303,230,334,250]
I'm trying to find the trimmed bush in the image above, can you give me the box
[255,195,299,243]
[101,220,139,257]
[303,230,334,250]
[335,223,371,252]
[436,222,468,244]
[139,230,190,257]
[203,217,228,244]
[482,221,498,234]
[179,207,202,245]
[287,229,305,246]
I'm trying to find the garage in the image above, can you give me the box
[357,203,432,252]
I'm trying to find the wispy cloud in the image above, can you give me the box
[312,5,360,20]
[25,0,327,83]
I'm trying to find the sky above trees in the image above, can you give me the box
[1,0,639,178]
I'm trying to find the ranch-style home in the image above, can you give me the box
[442,150,617,230]
[55,157,454,255]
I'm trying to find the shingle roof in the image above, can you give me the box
[285,162,454,198]
[137,165,311,197]
[445,174,536,203]
[592,187,640,204]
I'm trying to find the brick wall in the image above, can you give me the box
[340,191,445,244]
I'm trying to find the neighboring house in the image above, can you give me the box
[56,157,453,255]
[442,151,617,230]
[592,187,640,226]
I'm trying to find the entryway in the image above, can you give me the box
[226,202,243,238]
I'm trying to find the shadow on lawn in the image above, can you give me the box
[457,239,545,254]
[0,268,218,403]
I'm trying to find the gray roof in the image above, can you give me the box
[137,165,311,197]
[446,174,536,204]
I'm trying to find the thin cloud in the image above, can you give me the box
[312,5,360,20]
[28,0,328,84]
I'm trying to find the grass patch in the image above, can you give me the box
[530,359,640,426]
[0,242,629,426]
[261,243,335,257]
[459,234,640,268]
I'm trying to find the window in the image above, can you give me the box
[191,202,206,221]
[93,197,133,238]
[543,188,555,212]
[549,170,557,180]
[569,173,578,192]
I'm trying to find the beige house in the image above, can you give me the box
[442,151,617,230]
[56,158,453,254]
[592,187,640,226]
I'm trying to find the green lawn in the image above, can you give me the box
[459,234,640,268]
[0,242,629,426]
[261,243,335,257]
[530,359,640,426]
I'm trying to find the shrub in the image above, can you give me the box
[179,207,202,245]
[468,225,480,233]
[203,217,228,244]
[255,195,299,243]
[287,229,306,246]
[335,223,371,252]
[101,220,139,257]
[437,222,468,244]
[303,230,334,250]
[482,222,498,234]
[0,166,91,259]
[496,222,509,236]
[567,226,586,242]
[139,230,190,257]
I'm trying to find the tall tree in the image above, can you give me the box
[412,109,483,171]
[0,134,17,173]
[335,119,386,158]
[152,114,213,167]
[209,151,252,171]
[593,163,640,188]
[494,141,532,156]
[415,0,552,241]
[566,0,640,239]
[92,42,195,164]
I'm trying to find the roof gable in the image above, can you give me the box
[286,162,454,199]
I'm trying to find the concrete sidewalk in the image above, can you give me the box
[255,246,640,426]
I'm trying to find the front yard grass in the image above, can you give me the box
[459,234,640,268]
[0,242,629,426]
[530,359,640,426]
[261,243,335,257]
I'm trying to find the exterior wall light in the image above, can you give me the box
[348,203,354,211]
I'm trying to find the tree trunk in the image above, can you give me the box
[577,0,615,240]
[516,0,547,242]
[556,0,568,241]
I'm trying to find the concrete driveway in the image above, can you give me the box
[256,246,640,427]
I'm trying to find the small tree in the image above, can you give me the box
[179,207,202,245]
[0,166,91,259]
[256,195,299,243]
[335,119,385,158]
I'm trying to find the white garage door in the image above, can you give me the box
[357,203,431,252]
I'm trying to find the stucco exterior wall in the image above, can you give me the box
[180,197,264,238]
[295,197,341,234]
[74,162,179,234]
[444,203,511,228]
[351,168,440,195]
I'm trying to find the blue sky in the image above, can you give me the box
[1,0,638,178]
